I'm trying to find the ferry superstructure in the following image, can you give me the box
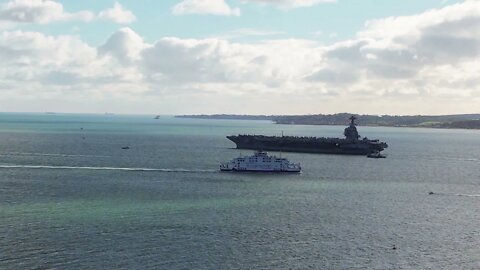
[220,151,301,172]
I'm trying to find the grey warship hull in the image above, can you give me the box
[227,116,388,156]
[227,135,387,155]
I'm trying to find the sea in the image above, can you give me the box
[0,113,479,270]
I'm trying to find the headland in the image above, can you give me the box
[176,113,480,130]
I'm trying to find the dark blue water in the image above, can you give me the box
[0,113,479,269]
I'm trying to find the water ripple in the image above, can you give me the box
[0,164,217,173]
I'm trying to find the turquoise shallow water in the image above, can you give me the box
[0,113,479,269]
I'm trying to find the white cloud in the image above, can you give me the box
[140,37,318,85]
[241,0,336,9]
[211,28,285,40]
[0,0,137,26]
[307,1,480,89]
[0,30,145,102]
[0,30,95,67]
[0,0,94,24]
[99,2,136,24]
[173,0,241,16]
[99,27,148,64]
[171,0,335,16]
[1,1,479,114]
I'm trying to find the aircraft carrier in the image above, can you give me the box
[227,116,388,155]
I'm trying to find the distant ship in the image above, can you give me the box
[227,116,388,155]
[220,150,301,172]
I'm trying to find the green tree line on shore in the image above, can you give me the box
[176,113,480,129]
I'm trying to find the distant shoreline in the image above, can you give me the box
[175,113,480,130]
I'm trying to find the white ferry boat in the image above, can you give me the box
[220,150,301,173]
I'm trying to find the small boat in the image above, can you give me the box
[367,151,386,158]
[220,150,301,173]
[154,115,161,119]
[121,146,130,150]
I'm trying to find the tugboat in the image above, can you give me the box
[220,150,301,173]
[367,150,386,158]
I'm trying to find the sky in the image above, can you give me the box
[0,0,478,115]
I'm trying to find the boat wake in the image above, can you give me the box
[0,164,217,173]
[0,152,111,158]
[430,192,480,198]
[444,157,480,163]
